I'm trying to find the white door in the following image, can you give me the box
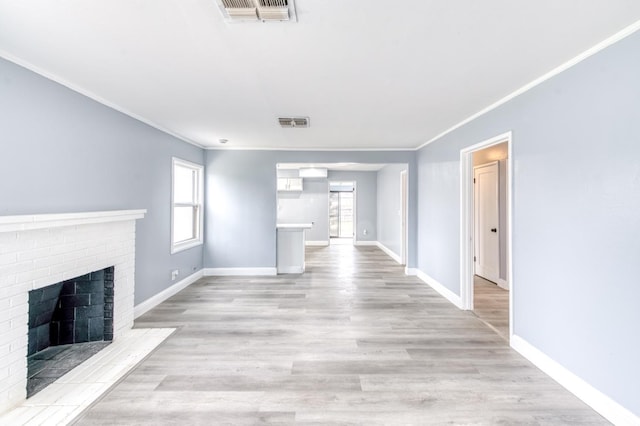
[474,162,499,283]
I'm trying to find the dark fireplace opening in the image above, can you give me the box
[27,266,114,397]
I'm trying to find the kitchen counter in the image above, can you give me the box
[276,223,313,229]
[276,223,313,273]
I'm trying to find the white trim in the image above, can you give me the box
[0,209,146,232]
[204,267,277,276]
[134,269,204,318]
[376,242,402,264]
[511,335,639,426]
[206,146,415,151]
[0,50,205,150]
[353,240,377,246]
[275,266,303,274]
[400,169,408,266]
[171,157,205,254]
[305,240,329,246]
[497,278,509,290]
[416,20,640,150]
[414,269,463,309]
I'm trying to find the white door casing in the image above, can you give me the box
[400,170,408,265]
[474,162,500,283]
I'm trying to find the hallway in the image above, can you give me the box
[76,245,606,425]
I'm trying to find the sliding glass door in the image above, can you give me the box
[329,191,353,238]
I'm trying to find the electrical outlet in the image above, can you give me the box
[171,269,179,281]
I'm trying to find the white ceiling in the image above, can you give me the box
[1,1,640,150]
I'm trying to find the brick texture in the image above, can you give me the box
[0,219,137,414]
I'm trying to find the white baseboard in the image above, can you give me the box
[204,267,277,276]
[511,335,639,426]
[376,242,402,264]
[353,240,377,246]
[306,240,329,246]
[497,278,509,290]
[406,267,418,276]
[277,266,304,274]
[414,269,464,309]
[134,269,203,318]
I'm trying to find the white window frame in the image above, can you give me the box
[171,157,204,254]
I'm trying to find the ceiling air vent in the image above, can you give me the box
[220,0,257,20]
[256,0,290,21]
[216,0,297,22]
[279,117,309,128]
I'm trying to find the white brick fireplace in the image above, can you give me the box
[0,210,146,414]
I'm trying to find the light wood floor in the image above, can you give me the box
[75,245,607,425]
[473,275,510,339]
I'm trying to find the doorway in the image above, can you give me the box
[329,181,355,245]
[400,170,408,266]
[473,161,500,284]
[460,132,513,340]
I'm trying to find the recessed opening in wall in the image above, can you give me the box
[329,181,355,244]
[26,266,114,397]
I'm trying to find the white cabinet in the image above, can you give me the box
[277,177,303,191]
[276,223,313,274]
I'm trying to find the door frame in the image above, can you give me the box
[328,180,357,244]
[352,181,358,244]
[400,169,408,266]
[460,131,513,339]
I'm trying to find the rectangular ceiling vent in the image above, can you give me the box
[217,0,297,22]
[279,117,309,128]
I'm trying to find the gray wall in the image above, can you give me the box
[0,58,204,305]
[328,170,378,243]
[277,178,329,242]
[204,150,416,269]
[377,164,408,257]
[416,32,640,415]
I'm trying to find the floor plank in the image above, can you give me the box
[74,245,607,425]
[473,275,510,339]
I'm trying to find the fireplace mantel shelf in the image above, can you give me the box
[0,209,146,233]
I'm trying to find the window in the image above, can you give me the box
[171,157,204,253]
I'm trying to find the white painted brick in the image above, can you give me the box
[1,214,140,411]
[0,253,17,265]
[0,309,27,332]
[0,364,27,395]
[8,293,27,309]
[0,282,30,300]
[0,274,17,288]
[0,354,26,384]
[7,358,26,377]
[0,231,17,244]
[32,274,63,290]
[15,267,51,285]
[49,260,76,276]
[16,246,52,262]
[33,232,65,249]
[0,321,10,336]
[0,261,33,279]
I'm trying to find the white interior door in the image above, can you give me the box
[474,162,500,283]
